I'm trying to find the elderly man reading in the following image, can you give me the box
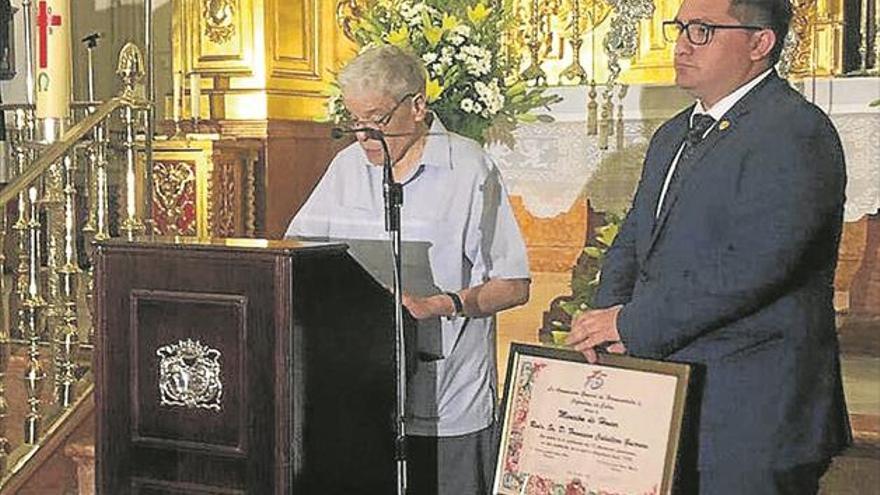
[286,45,530,495]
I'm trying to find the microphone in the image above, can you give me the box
[81,32,103,48]
[331,126,385,140]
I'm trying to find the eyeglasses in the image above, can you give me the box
[344,93,418,129]
[662,19,766,46]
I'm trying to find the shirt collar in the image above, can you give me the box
[419,116,453,169]
[692,68,773,123]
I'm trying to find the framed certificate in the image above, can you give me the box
[494,343,691,495]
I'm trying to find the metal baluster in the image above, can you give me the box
[117,43,146,238]
[55,154,79,408]
[120,102,143,238]
[12,109,33,341]
[81,119,109,345]
[43,158,65,344]
[23,186,45,445]
[82,133,98,236]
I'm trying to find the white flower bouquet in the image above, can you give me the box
[332,0,559,145]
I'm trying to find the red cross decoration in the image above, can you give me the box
[37,1,63,69]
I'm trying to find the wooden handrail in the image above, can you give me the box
[0,384,95,494]
[0,95,143,206]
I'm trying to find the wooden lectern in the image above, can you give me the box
[95,237,404,494]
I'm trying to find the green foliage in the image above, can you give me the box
[560,214,623,320]
[331,0,560,144]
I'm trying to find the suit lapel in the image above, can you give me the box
[643,72,784,259]
[638,115,689,263]
[648,125,726,245]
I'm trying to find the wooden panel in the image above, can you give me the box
[130,290,248,456]
[269,0,320,78]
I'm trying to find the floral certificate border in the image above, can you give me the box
[493,344,691,495]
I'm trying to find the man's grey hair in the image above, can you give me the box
[729,0,793,65]
[338,45,426,100]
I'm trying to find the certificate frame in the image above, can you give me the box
[494,343,691,495]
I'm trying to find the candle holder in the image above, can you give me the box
[559,0,588,84]
[170,70,184,138]
[189,72,201,128]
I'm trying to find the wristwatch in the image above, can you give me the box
[444,291,464,318]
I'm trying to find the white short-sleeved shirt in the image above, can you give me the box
[286,118,530,436]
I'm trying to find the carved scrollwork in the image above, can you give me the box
[336,0,365,43]
[779,0,817,77]
[603,0,654,86]
[213,162,237,237]
[152,161,197,236]
[204,0,236,45]
[157,339,223,411]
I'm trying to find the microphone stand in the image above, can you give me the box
[377,132,407,495]
[331,126,407,494]
[369,130,407,495]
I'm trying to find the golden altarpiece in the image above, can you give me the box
[144,0,854,240]
[141,0,357,239]
[147,0,873,320]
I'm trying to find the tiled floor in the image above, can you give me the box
[495,272,880,494]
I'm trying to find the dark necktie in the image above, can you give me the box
[657,113,717,218]
[681,113,717,160]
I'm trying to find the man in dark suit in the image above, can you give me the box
[565,0,851,492]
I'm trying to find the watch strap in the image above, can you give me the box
[444,291,464,317]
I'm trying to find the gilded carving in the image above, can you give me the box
[782,0,818,76]
[213,161,237,237]
[336,0,364,43]
[204,0,236,44]
[152,161,197,236]
[116,42,145,99]
[244,156,256,236]
[157,339,223,412]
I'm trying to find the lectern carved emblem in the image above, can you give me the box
[157,339,223,411]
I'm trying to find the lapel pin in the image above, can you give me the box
[719,120,730,130]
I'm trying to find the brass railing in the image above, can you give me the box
[0,46,150,488]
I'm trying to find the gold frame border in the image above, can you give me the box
[495,343,692,495]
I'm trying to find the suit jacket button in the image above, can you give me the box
[639,270,649,282]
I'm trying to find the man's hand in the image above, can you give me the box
[402,293,451,320]
[566,305,627,363]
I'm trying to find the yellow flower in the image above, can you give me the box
[424,24,443,47]
[425,79,445,103]
[441,13,459,31]
[387,26,410,46]
[467,3,491,24]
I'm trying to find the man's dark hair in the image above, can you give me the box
[729,0,793,65]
